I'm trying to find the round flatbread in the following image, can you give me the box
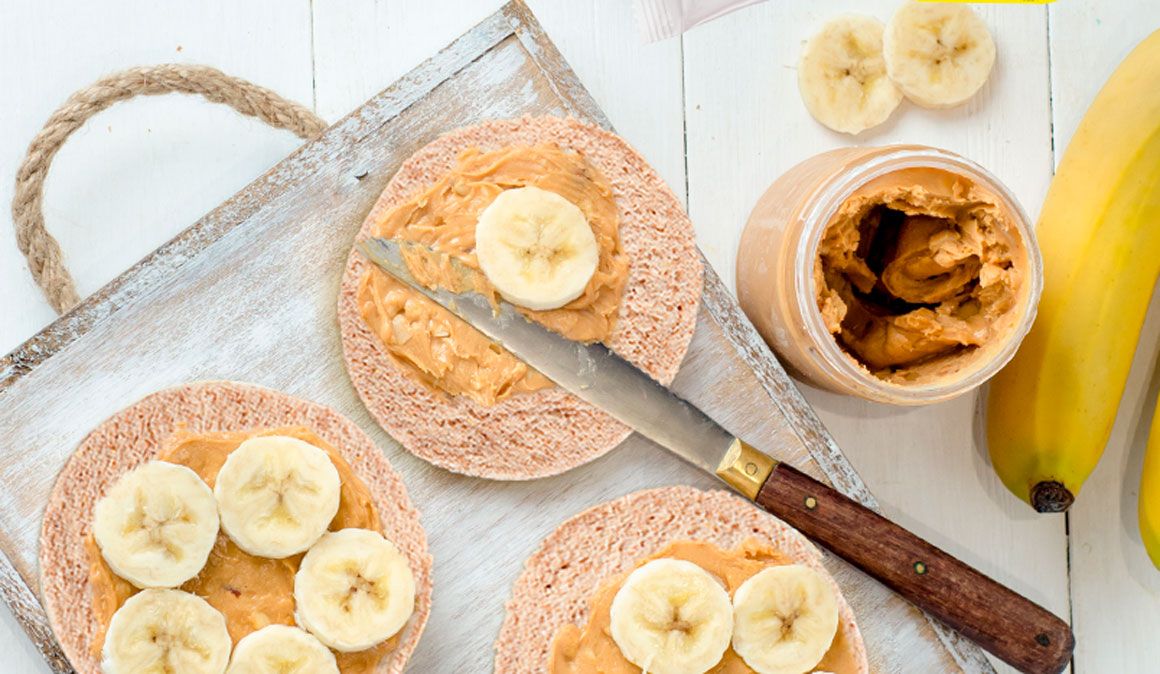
[39,381,431,674]
[338,116,703,480]
[494,486,869,673]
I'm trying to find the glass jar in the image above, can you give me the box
[736,145,1043,405]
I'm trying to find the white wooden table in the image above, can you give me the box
[1,1,1157,672]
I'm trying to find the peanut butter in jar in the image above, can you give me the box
[736,145,1042,405]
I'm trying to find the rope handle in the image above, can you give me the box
[11,64,328,314]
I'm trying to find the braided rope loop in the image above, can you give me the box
[12,63,327,313]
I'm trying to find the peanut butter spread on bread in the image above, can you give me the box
[357,143,629,406]
[816,167,1026,382]
[87,426,393,673]
[550,540,861,673]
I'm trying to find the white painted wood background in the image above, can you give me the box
[0,1,1156,672]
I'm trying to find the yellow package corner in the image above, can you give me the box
[919,0,1056,3]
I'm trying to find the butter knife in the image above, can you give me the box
[357,237,1074,674]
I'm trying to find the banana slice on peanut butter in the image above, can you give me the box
[91,461,219,589]
[214,435,342,559]
[474,185,600,311]
[608,558,734,674]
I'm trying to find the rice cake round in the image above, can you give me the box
[338,116,703,480]
[494,485,869,673]
[38,380,432,674]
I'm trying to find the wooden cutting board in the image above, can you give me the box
[0,2,994,671]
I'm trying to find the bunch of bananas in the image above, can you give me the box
[985,28,1160,567]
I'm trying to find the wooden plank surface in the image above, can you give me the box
[0,4,980,672]
[5,1,1160,672]
[312,0,688,206]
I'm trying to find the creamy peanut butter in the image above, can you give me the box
[358,143,630,406]
[87,426,393,673]
[816,166,1026,383]
[549,540,861,673]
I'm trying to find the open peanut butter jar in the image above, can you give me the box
[737,145,1043,405]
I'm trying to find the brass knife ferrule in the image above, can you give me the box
[715,438,778,500]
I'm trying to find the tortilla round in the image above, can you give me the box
[338,116,703,480]
[494,486,868,673]
[39,381,431,674]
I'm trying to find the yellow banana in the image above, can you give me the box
[1141,396,1160,569]
[986,28,1160,512]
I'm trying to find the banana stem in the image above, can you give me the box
[1031,481,1075,513]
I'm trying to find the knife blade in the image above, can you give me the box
[357,236,1074,674]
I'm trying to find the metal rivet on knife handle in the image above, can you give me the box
[714,439,777,500]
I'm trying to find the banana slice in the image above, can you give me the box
[214,435,342,559]
[607,558,733,674]
[91,460,219,589]
[227,624,339,674]
[798,15,903,135]
[102,589,231,674]
[883,2,996,109]
[474,185,600,311]
[293,528,416,652]
[731,564,840,674]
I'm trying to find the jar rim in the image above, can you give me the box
[791,146,1044,404]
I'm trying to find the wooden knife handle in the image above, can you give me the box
[755,462,1074,674]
